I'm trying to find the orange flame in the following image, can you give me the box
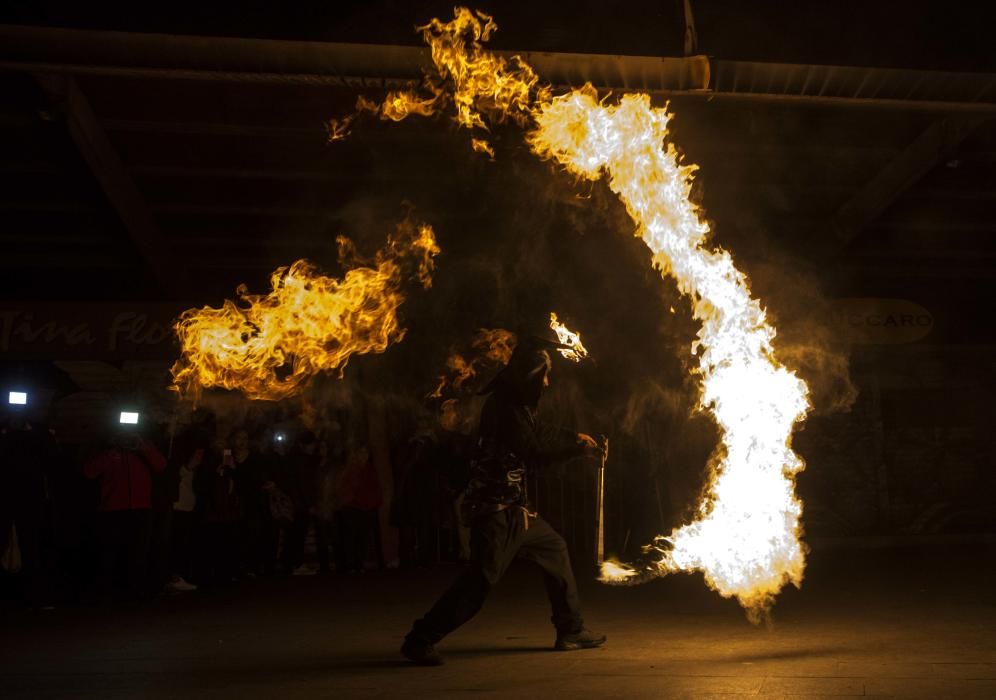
[472,327,517,363]
[327,7,548,142]
[600,559,639,582]
[429,327,517,398]
[171,219,439,403]
[332,7,811,619]
[470,137,495,158]
[378,91,440,122]
[416,8,548,129]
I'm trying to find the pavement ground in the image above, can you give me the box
[0,544,994,699]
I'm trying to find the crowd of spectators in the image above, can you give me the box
[0,398,473,609]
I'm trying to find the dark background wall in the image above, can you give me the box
[1,1,994,559]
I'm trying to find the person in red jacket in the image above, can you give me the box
[335,444,384,574]
[84,426,166,600]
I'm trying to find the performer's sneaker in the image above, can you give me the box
[554,628,607,651]
[401,638,444,666]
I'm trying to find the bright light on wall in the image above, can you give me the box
[8,391,27,405]
[119,412,140,425]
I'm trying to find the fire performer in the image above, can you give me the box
[402,329,607,665]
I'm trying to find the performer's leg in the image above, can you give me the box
[517,516,583,635]
[408,510,517,645]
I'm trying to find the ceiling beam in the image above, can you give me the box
[0,253,129,268]
[131,165,337,181]
[832,118,985,251]
[103,119,322,138]
[3,24,996,112]
[0,24,708,93]
[34,73,181,295]
[154,204,345,218]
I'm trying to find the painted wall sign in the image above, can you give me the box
[829,298,934,344]
[0,303,185,359]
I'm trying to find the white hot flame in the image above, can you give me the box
[530,88,811,616]
[550,312,589,363]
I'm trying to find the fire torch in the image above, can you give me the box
[595,435,609,567]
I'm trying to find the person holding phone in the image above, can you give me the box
[84,416,166,601]
[0,400,60,608]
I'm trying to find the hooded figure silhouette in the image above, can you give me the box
[402,321,606,665]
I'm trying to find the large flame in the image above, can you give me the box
[530,88,811,616]
[171,219,439,402]
[329,7,811,618]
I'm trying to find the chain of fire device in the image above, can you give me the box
[173,7,811,619]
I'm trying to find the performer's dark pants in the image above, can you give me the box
[409,509,583,644]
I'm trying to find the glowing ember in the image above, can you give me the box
[549,312,588,363]
[333,7,812,619]
[171,219,439,403]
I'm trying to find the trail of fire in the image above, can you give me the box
[171,219,439,403]
[533,89,810,618]
[336,8,811,619]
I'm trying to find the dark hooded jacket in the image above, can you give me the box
[463,342,586,514]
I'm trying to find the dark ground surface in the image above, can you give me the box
[1,544,994,699]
